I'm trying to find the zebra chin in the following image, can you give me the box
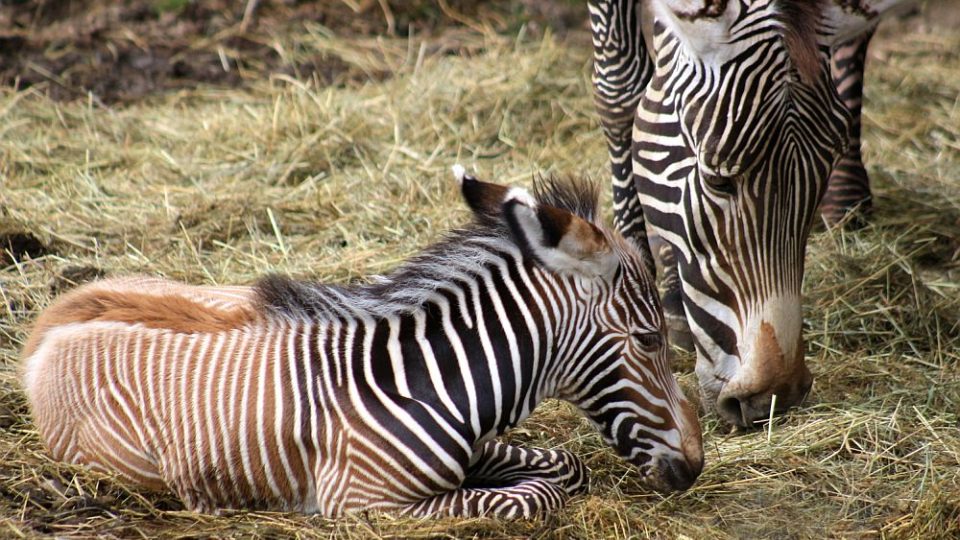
[629,445,703,493]
[617,401,704,492]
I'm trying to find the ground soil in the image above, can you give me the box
[0,0,586,103]
[3,0,957,105]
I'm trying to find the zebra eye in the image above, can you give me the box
[630,331,663,350]
[701,171,737,196]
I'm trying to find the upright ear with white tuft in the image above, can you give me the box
[456,169,618,280]
[456,167,510,222]
[502,189,618,281]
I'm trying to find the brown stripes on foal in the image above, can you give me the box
[24,279,319,511]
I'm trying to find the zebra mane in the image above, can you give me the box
[777,0,827,85]
[254,175,603,320]
[531,174,600,224]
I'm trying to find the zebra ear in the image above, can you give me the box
[452,165,618,280]
[454,165,510,222]
[819,1,914,46]
[501,189,619,280]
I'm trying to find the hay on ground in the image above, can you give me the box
[0,2,958,538]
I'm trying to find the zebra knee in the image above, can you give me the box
[540,449,588,495]
[654,243,693,351]
[498,480,570,518]
[563,453,589,495]
[822,159,872,228]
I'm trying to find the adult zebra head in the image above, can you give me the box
[455,168,703,491]
[592,0,910,426]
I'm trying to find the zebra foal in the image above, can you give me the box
[21,169,703,518]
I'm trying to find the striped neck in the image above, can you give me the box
[253,235,581,445]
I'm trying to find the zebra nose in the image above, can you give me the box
[717,393,747,426]
[650,400,704,491]
[716,317,814,427]
[717,371,813,428]
[658,452,703,492]
[717,392,776,428]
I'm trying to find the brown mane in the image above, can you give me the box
[778,0,827,85]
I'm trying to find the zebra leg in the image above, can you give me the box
[589,0,656,274]
[463,440,587,495]
[590,0,689,345]
[821,29,876,227]
[401,441,587,518]
[651,237,693,351]
[403,478,568,519]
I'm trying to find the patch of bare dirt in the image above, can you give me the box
[0,228,49,265]
[0,0,588,104]
[48,265,106,295]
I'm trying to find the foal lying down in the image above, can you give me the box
[21,169,702,518]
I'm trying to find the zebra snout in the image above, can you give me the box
[643,404,704,493]
[716,314,814,427]
[651,451,703,493]
[717,391,770,428]
[716,370,813,429]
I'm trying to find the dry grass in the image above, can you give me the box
[1,5,959,539]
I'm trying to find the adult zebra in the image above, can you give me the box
[21,171,702,517]
[588,0,914,427]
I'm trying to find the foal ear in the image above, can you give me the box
[452,165,618,279]
[454,164,510,221]
[502,189,618,280]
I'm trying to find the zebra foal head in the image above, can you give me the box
[631,0,905,426]
[456,168,702,492]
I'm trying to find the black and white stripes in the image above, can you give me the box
[589,0,912,426]
[22,173,703,517]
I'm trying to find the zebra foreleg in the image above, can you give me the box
[650,237,693,351]
[821,29,876,227]
[463,440,587,495]
[401,478,569,519]
[401,441,587,518]
[589,0,657,273]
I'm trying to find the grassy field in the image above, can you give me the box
[1,2,958,538]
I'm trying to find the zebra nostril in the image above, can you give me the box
[717,395,747,427]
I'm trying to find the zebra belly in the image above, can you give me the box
[25,320,471,515]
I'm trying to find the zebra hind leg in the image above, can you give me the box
[821,29,876,228]
[401,441,587,519]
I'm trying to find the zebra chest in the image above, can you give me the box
[315,392,472,511]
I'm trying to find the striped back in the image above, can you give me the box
[21,172,702,514]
